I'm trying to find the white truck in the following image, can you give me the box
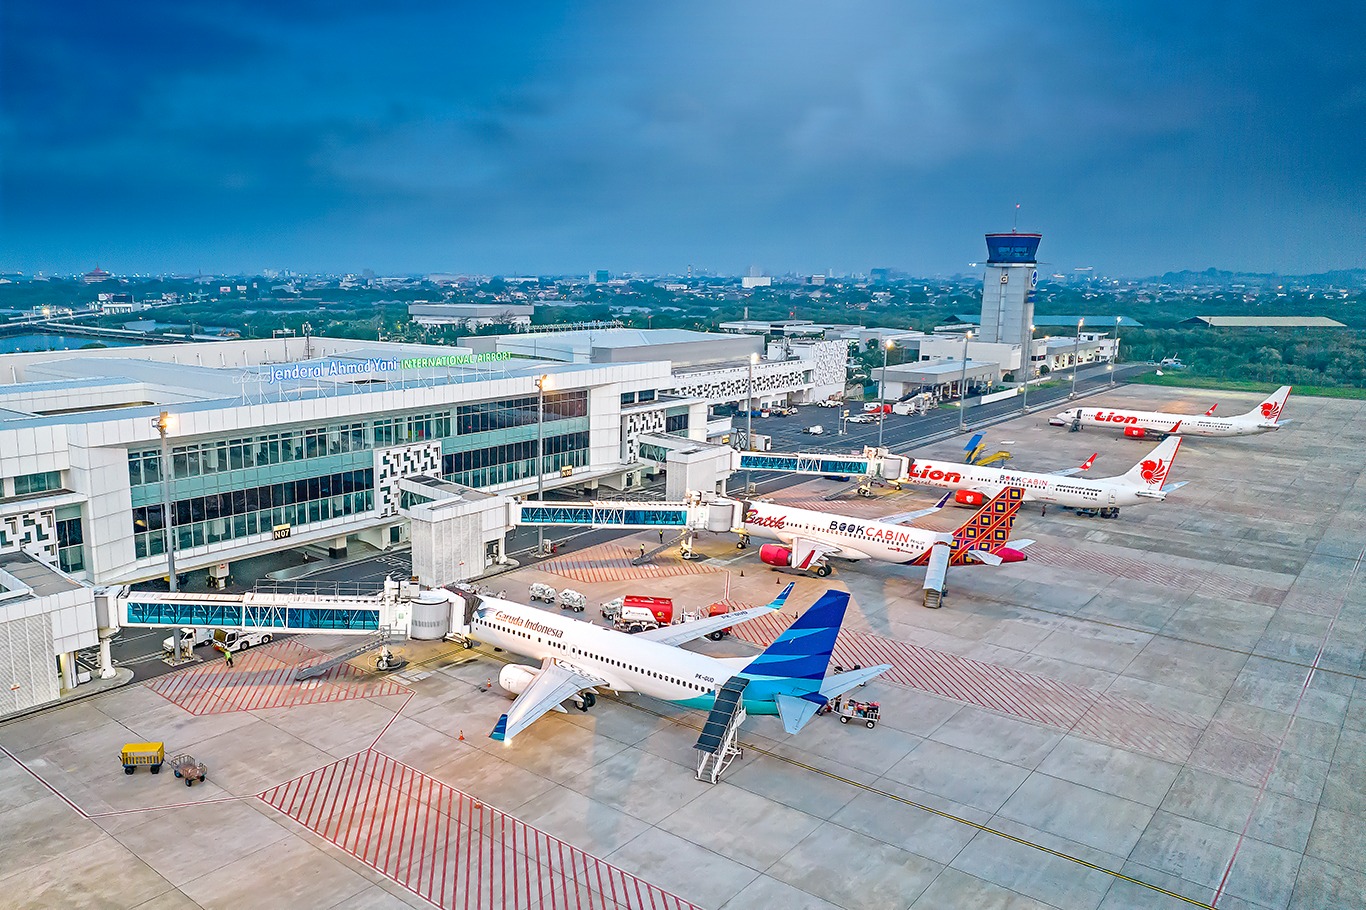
[211,628,273,652]
[803,425,825,435]
[528,583,558,604]
[162,627,212,655]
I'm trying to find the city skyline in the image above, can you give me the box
[3,1,1362,277]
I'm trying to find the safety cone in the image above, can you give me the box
[458,730,465,742]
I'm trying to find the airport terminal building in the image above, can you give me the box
[0,331,836,711]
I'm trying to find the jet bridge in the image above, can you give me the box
[734,446,911,483]
[510,498,741,533]
[99,580,414,636]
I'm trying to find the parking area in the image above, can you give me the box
[1,382,1362,910]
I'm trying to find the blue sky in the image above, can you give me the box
[2,1,1362,276]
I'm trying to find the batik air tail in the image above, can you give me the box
[1120,435,1186,501]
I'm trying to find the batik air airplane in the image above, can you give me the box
[1050,386,1291,439]
[448,584,891,742]
[901,435,1185,516]
[736,486,1029,577]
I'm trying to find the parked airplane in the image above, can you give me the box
[454,584,891,742]
[736,486,1028,577]
[1050,386,1291,439]
[900,435,1186,518]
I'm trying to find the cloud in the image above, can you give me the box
[2,0,1363,275]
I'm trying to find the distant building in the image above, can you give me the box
[82,266,112,284]
[740,276,772,289]
[593,270,611,284]
[1181,316,1345,328]
[408,302,533,330]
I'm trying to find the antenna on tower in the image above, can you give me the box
[1013,203,1021,233]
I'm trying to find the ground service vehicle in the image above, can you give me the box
[170,753,208,786]
[603,595,735,639]
[804,425,825,435]
[212,628,272,652]
[162,627,214,653]
[557,589,588,612]
[120,742,164,774]
[528,583,558,603]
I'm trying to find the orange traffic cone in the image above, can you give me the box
[458,730,465,742]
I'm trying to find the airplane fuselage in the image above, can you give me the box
[471,598,774,714]
[740,501,948,563]
[905,459,1155,508]
[1053,407,1275,437]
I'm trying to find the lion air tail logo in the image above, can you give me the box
[1139,458,1169,487]
[1250,387,1291,424]
[1260,400,1282,421]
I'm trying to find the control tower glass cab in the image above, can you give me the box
[979,232,1041,350]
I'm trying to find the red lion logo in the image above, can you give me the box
[1140,458,1169,486]
[1261,401,1282,420]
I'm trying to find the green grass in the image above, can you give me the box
[1131,372,1366,400]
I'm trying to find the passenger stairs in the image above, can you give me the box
[694,676,749,784]
[294,627,393,680]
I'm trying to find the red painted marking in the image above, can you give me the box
[736,612,1208,764]
[148,640,407,715]
[261,750,704,910]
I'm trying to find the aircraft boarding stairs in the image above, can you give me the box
[694,676,749,784]
[293,627,394,680]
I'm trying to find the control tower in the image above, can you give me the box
[978,232,1041,347]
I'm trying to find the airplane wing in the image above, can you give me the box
[878,491,954,525]
[818,665,893,698]
[791,537,845,566]
[635,583,795,647]
[1051,453,1098,477]
[490,657,608,742]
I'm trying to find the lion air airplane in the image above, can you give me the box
[901,435,1186,517]
[736,486,1029,577]
[1050,386,1291,439]
[446,584,892,742]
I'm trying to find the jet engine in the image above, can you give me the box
[499,663,540,696]
[995,547,1029,563]
[759,544,794,567]
[1123,426,1148,439]
[954,490,985,507]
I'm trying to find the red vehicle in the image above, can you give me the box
[605,595,734,640]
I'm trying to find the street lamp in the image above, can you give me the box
[1110,316,1121,385]
[877,339,894,450]
[958,330,973,431]
[1021,323,1035,413]
[534,374,549,555]
[745,352,757,493]
[1070,318,1084,399]
[153,411,178,593]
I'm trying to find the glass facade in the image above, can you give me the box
[14,471,61,495]
[56,505,84,573]
[133,470,374,558]
[126,391,592,559]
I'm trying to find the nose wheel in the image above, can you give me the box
[814,564,832,577]
[576,691,597,712]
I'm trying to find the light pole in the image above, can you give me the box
[958,330,973,431]
[877,339,894,450]
[154,411,177,593]
[1021,323,1035,412]
[1110,317,1120,385]
[1070,318,1084,399]
[745,352,757,493]
[534,374,548,555]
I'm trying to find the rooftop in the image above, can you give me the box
[1182,315,1346,327]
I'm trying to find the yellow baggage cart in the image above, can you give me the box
[120,742,164,775]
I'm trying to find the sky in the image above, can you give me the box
[2,1,1363,277]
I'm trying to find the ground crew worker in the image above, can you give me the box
[639,544,647,558]
[658,529,664,543]
[223,647,234,669]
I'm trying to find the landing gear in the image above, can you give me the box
[576,691,597,712]
[1099,507,1120,519]
[736,535,750,550]
[815,564,832,578]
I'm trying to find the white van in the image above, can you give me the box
[803,425,825,435]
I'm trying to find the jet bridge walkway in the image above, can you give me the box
[734,446,910,482]
[694,676,749,784]
[105,581,414,636]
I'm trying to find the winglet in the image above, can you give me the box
[490,714,509,742]
[764,582,796,611]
